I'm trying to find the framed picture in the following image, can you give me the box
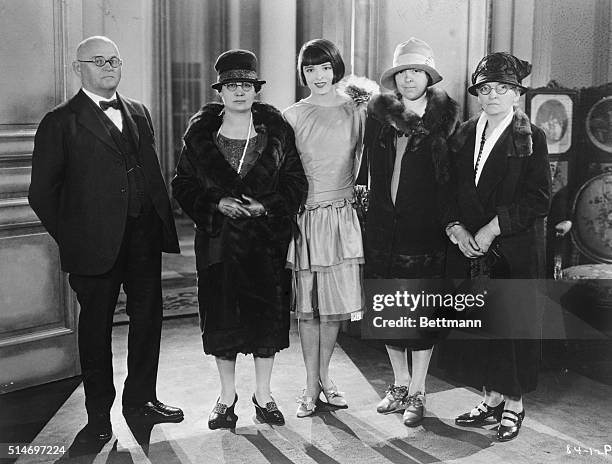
[526,88,577,157]
[585,95,612,154]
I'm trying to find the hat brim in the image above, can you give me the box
[468,78,527,96]
[211,78,266,91]
[380,64,442,91]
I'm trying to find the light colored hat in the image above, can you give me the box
[380,38,442,91]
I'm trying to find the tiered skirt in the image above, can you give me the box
[286,197,364,321]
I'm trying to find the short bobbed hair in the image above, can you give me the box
[297,39,345,86]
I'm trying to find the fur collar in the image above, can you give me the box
[182,101,290,197]
[184,101,287,145]
[450,107,533,157]
[367,87,460,138]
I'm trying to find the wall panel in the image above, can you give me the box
[0,0,81,394]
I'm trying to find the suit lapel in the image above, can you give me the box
[69,90,121,155]
[117,94,140,149]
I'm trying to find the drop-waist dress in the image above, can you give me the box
[285,99,365,321]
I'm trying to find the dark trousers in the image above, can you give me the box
[68,210,163,420]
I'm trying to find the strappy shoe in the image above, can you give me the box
[296,390,317,418]
[376,384,408,414]
[208,394,238,430]
[318,381,348,409]
[455,401,505,426]
[497,409,525,441]
[403,392,425,426]
[253,394,285,425]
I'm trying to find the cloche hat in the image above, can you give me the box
[380,37,442,91]
[211,49,266,90]
[468,52,531,96]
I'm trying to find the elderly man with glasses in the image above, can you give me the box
[29,36,183,443]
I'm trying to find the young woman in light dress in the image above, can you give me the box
[284,39,367,417]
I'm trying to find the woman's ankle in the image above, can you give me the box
[484,389,503,407]
[219,390,236,405]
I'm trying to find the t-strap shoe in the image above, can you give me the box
[296,390,317,418]
[208,394,238,430]
[376,384,408,414]
[253,394,285,425]
[318,381,348,409]
[497,409,525,441]
[455,401,505,426]
[403,392,425,426]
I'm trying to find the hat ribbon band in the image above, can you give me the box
[394,53,435,68]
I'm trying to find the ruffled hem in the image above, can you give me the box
[287,257,364,272]
[286,198,364,271]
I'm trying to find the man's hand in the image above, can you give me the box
[218,197,251,219]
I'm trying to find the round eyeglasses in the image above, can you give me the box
[78,56,123,68]
[222,82,254,92]
[477,83,515,95]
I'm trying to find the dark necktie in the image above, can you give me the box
[99,99,120,111]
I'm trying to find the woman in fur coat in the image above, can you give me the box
[172,50,307,429]
[363,38,460,426]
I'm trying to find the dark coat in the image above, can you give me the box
[363,88,460,278]
[361,89,460,350]
[28,90,180,275]
[446,108,552,279]
[442,108,552,397]
[172,102,307,356]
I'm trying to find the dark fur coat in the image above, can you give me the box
[172,102,307,356]
[362,88,461,279]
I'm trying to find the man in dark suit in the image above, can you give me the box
[29,36,183,442]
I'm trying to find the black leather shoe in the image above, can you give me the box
[76,421,113,443]
[209,394,238,430]
[455,401,505,426]
[253,394,285,425]
[497,409,525,441]
[123,400,184,423]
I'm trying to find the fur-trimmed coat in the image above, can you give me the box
[362,88,460,278]
[445,108,551,279]
[171,102,307,356]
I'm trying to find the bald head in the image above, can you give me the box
[73,36,122,98]
[76,36,120,60]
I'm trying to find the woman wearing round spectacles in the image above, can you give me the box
[443,52,551,441]
[172,49,307,429]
